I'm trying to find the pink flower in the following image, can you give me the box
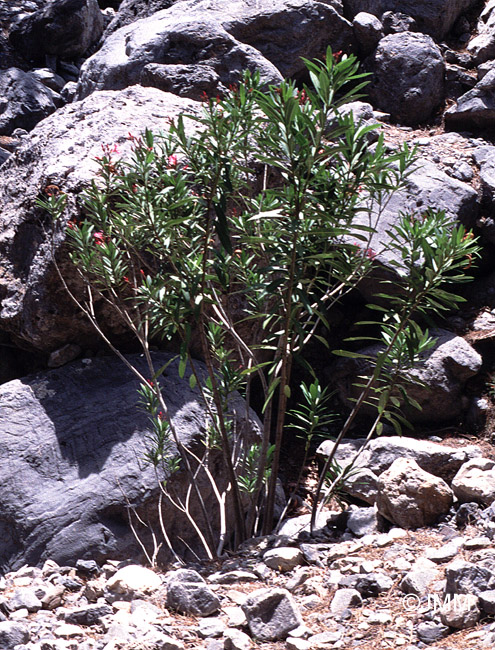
[93,231,105,245]
[167,154,178,168]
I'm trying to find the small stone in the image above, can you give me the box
[425,542,461,563]
[207,570,257,584]
[166,569,220,617]
[346,507,380,537]
[54,624,85,638]
[7,588,42,612]
[76,560,99,576]
[263,547,304,572]
[223,606,246,627]
[330,588,362,615]
[40,584,66,609]
[286,638,311,650]
[242,588,303,641]
[47,344,81,368]
[416,621,449,644]
[440,594,480,629]
[197,617,225,638]
[106,565,161,595]
[0,621,30,649]
[400,560,440,596]
[64,604,113,626]
[479,590,495,615]
[463,536,491,549]
[286,567,311,591]
[224,628,253,650]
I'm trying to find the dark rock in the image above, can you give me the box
[365,32,445,125]
[445,559,495,595]
[166,569,221,617]
[331,330,481,425]
[416,621,449,644]
[241,588,303,641]
[338,572,393,597]
[9,0,104,63]
[352,12,383,56]
[0,352,259,570]
[56,576,84,591]
[342,0,478,40]
[65,604,113,626]
[456,502,482,528]
[381,10,417,33]
[0,67,60,135]
[445,70,495,129]
[76,559,100,575]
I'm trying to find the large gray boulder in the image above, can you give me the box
[0,352,260,571]
[0,86,199,352]
[103,0,180,37]
[0,67,60,135]
[9,0,104,63]
[76,0,353,99]
[330,330,482,425]
[342,0,478,40]
[365,32,445,125]
[445,69,495,130]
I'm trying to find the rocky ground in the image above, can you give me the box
[4,1,495,649]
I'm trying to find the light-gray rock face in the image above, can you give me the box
[9,0,104,62]
[473,145,495,217]
[375,458,454,528]
[400,559,440,596]
[0,352,260,571]
[242,588,303,641]
[330,588,362,615]
[317,435,481,504]
[331,330,482,426]
[342,0,478,40]
[445,69,495,129]
[452,458,495,506]
[76,0,353,100]
[166,569,221,616]
[0,86,199,352]
[365,32,445,125]
[0,68,60,136]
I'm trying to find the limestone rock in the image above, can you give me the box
[376,458,454,528]
[452,458,495,506]
[242,588,303,641]
[263,548,304,572]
